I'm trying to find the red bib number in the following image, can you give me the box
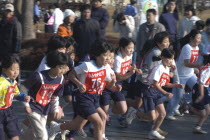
[85,69,106,94]
[158,73,170,87]
[121,59,131,75]
[190,50,199,63]
[36,84,60,106]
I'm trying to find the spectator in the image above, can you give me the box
[198,18,210,62]
[124,0,138,18]
[0,4,22,61]
[136,9,165,58]
[178,5,200,39]
[34,0,41,32]
[159,0,179,46]
[113,12,135,40]
[44,5,55,33]
[91,0,109,38]
[73,4,101,62]
[53,3,64,33]
[57,9,75,37]
[195,20,205,32]
[112,2,124,26]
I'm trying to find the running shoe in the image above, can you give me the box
[174,110,184,116]
[103,136,109,140]
[148,130,165,139]
[78,129,87,138]
[48,121,61,140]
[118,116,128,128]
[157,129,168,136]
[60,130,70,140]
[165,115,176,121]
[126,107,137,124]
[193,127,208,134]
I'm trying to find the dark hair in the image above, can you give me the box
[47,35,66,54]
[203,54,210,65]
[64,37,77,49]
[116,12,125,23]
[154,31,170,46]
[184,5,196,16]
[162,0,178,14]
[179,29,201,49]
[46,51,69,68]
[140,39,155,57]
[130,0,137,5]
[80,4,92,12]
[195,20,205,31]
[89,39,112,60]
[206,18,210,26]
[147,9,157,15]
[54,3,59,8]
[161,48,175,58]
[48,4,55,9]
[119,37,135,49]
[0,54,20,74]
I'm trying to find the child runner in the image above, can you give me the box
[190,54,210,134]
[142,48,183,139]
[48,39,118,140]
[23,51,68,140]
[0,54,30,140]
[166,29,202,120]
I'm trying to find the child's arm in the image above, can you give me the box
[106,73,122,92]
[164,83,184,89]
[69,69,86,93]
[153,81,173,98]
[115,64,136,81]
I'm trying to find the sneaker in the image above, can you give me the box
[103,136,109,140]
[157,129,168,136]
[118,117,128,128]
[60,130,70,140]
[193,127,208,134]
[78,129,87,138]
[48,121,61,140]
[184,110,189,114]
[36,30,42,33]
[174,110,184,116]
[126,107,137,125]
[165,116,176,121]
[148,131,165,140]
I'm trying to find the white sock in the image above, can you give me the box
[102,134,106,138]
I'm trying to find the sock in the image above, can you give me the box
[102,134,106,138]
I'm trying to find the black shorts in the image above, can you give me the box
[100,89,112,106]
[76,92,100,119]
[135,81,149,98]
[0,107,20,139]
[143,87,163,113]
[34,15,40,24]
[192,84,210,110]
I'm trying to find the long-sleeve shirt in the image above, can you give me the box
[53,8,64,33]
[34,4,40,16]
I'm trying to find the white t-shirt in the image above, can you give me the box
[37,56,50,72]
[177,43,199,78]
[113,51,132,75]
[147,63,170,87]
[198,64,210,87]
[74,60,112,94]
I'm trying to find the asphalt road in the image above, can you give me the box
[12,100,210,140]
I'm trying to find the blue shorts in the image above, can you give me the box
[192,84,210,110]
[143,87,163,113]
[135,81,149,98]
[63,81,77,97]
[100,89,112,106]
[0,107,20,140]
[76,92,100,119]
[111,91,126,102]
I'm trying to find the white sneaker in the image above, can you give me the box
[60,130,70,140]
[103,136,109,140]
[48,121,61,140]
[126,107,137,124]
[166,116,176,121]
[148,131,165,139]
[184,110,189,114]
[174,110,184,116]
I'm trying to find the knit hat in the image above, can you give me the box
[64,9,75,19]
[5,4,14,12]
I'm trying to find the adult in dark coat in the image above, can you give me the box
[73,4,101,62]
[91,0,109,38]
[0,4,22,61]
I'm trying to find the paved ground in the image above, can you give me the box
[12,100,210,140]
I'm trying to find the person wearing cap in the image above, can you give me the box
[0,3,22,61]
[91,0,109,38]
[34,0,41,32]
[44,5,55,33]
[57,9,75,37]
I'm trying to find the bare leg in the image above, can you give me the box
[112,101,127,114]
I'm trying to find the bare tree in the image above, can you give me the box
[22,0,35,40]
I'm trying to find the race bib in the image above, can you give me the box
[3,86,16,109]
[36,84,60,106]
[158,73,170,87]
[190,50,199,63]
[121,59,131,75]
[85,69,106,94]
